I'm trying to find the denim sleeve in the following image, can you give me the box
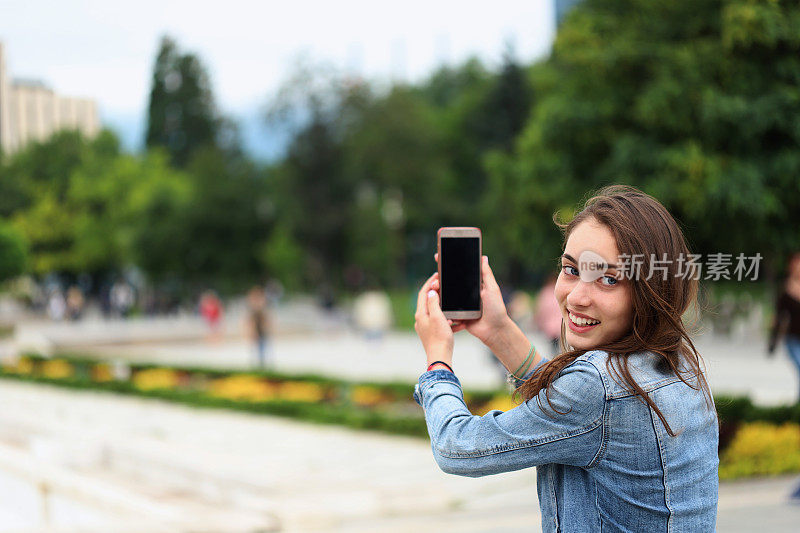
[412,359,606,477]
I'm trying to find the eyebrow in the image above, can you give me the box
[561,253,618,269]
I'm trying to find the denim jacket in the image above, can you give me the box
[413,349,719,532]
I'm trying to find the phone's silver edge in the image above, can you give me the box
[443,310,482,320]
[438,227,481,238]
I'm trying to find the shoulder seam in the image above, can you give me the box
[649,402,674,531]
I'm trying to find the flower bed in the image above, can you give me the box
[1,353,798,480]
[0,354,503,439]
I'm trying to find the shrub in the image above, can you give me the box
[719,422,800,480]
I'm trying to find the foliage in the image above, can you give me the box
[137,147,271,292]
[3,132,193,277]
[719,422,800,480]
[488,0,800,276]
[5,5,800,297]
[145,36,220,167]
[0,221,28,283]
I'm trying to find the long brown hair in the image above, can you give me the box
[515,184,714,437]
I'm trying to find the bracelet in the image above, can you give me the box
[510,344,535,380]
[427,360,454,373]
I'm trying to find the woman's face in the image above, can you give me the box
[554,217,634,351]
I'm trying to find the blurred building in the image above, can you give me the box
[0,42,99,155]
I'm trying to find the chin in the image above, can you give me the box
[565,333,598,351]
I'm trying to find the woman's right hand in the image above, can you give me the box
[434,254,514,346]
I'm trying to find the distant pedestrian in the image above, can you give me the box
[767,252,800,402]
[200,290,223,342]
[110,279,135,318]
[767,252,800,501]
[245,286,271,369]
[353,290,393,340]
[46,289,66,321]
[534,274,562,357]
[66,286,85,321]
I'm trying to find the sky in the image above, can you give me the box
[0,0,556,158]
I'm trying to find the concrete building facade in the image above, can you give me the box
[0,42,99,155]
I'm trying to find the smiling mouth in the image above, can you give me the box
[568,311,601,327]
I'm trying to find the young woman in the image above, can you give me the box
[413,185,719,532]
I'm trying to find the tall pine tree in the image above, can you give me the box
[145,36,219,167]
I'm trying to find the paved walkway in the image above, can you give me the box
[0,380,540,532]
[0,380,798,532]
[2,314,800,531]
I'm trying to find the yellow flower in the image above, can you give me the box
[12,357,35,375]
[208,375,278,402]
[133,368,180,391]
[351,385,392,407]
[720,422,800,480]
[278,382,325,402]
[41,359,74,379]
[91,364,114,383]
[473,396,520,416]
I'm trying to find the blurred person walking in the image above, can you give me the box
[534,273,562,357]
[353,290,393,340]
[245,286,271,369]
[110,279,135,318]
[46,289,66,321]
[768,251,800,403]
[65,286,85,321]
[767,251,800,501]
[200,290,224,343]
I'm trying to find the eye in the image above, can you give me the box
[600,275,618,286]
[562,265,579,277]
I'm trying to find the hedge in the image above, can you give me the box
[2,353,798,480]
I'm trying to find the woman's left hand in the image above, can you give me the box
[414,273,454,366]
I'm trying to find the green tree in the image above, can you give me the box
[343,86,453,286]
[264,63,360,289]
[7,131,119,275]
[0,222,28,283]
[145,36,219,167]
[490,0,800,275]
[131,147,269,293]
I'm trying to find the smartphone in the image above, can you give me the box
[437,227,482,320]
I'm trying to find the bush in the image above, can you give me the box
[719,422,800,480]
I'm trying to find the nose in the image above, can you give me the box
[566,280,592,309]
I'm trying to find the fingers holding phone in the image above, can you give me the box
[429,274,467,334]
[414,273,454,364]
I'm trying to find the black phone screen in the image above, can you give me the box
[440,237,480,311]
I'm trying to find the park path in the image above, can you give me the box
[0,379,798,532]
[2,311,800,530]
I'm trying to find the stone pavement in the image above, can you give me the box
[0,379,798,532]
[0,380,540,532]
[2,313,800,531]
